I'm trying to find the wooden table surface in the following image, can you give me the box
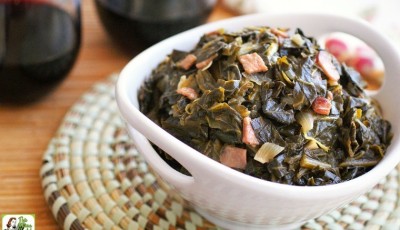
[0,1,234,229]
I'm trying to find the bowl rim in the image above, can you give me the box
[116,12,400,197]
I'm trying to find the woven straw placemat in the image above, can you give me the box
[41,74,400,230]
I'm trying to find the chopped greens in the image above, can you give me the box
[139,26,392,186]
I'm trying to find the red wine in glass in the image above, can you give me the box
[95,0,216,55]
[0,0,81,105]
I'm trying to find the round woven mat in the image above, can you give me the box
[41,74,400,230]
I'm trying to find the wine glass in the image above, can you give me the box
[95,0,216,55]
[0,0,81,105]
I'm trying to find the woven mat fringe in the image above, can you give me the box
[40,74,400,230]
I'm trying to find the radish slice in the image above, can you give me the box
[325,38,349,62]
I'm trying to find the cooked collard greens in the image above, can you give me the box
[139,26,392,186]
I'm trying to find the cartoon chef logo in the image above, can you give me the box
[2,215,34,230]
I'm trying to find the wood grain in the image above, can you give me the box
[0,1,233,228]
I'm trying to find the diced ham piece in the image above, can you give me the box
[177,54,197,70]
[219,145,247,170]
[312,96,331,115]
[316,51,340,82]
[271,28,289,38]
[242,117,259,147]
[176,87,198,100]
[238,53,268,74]
[196,53,218,70]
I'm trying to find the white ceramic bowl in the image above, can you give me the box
[116,13,400,230]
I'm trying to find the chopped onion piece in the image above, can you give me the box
[304,136,329,152]
[305,139,319,150]
[291,34,305,46]
[266,42,278,59]
[254,142,284,164]
[295,111,330,152]
[177,75,187,89]
[296,111,314,134]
